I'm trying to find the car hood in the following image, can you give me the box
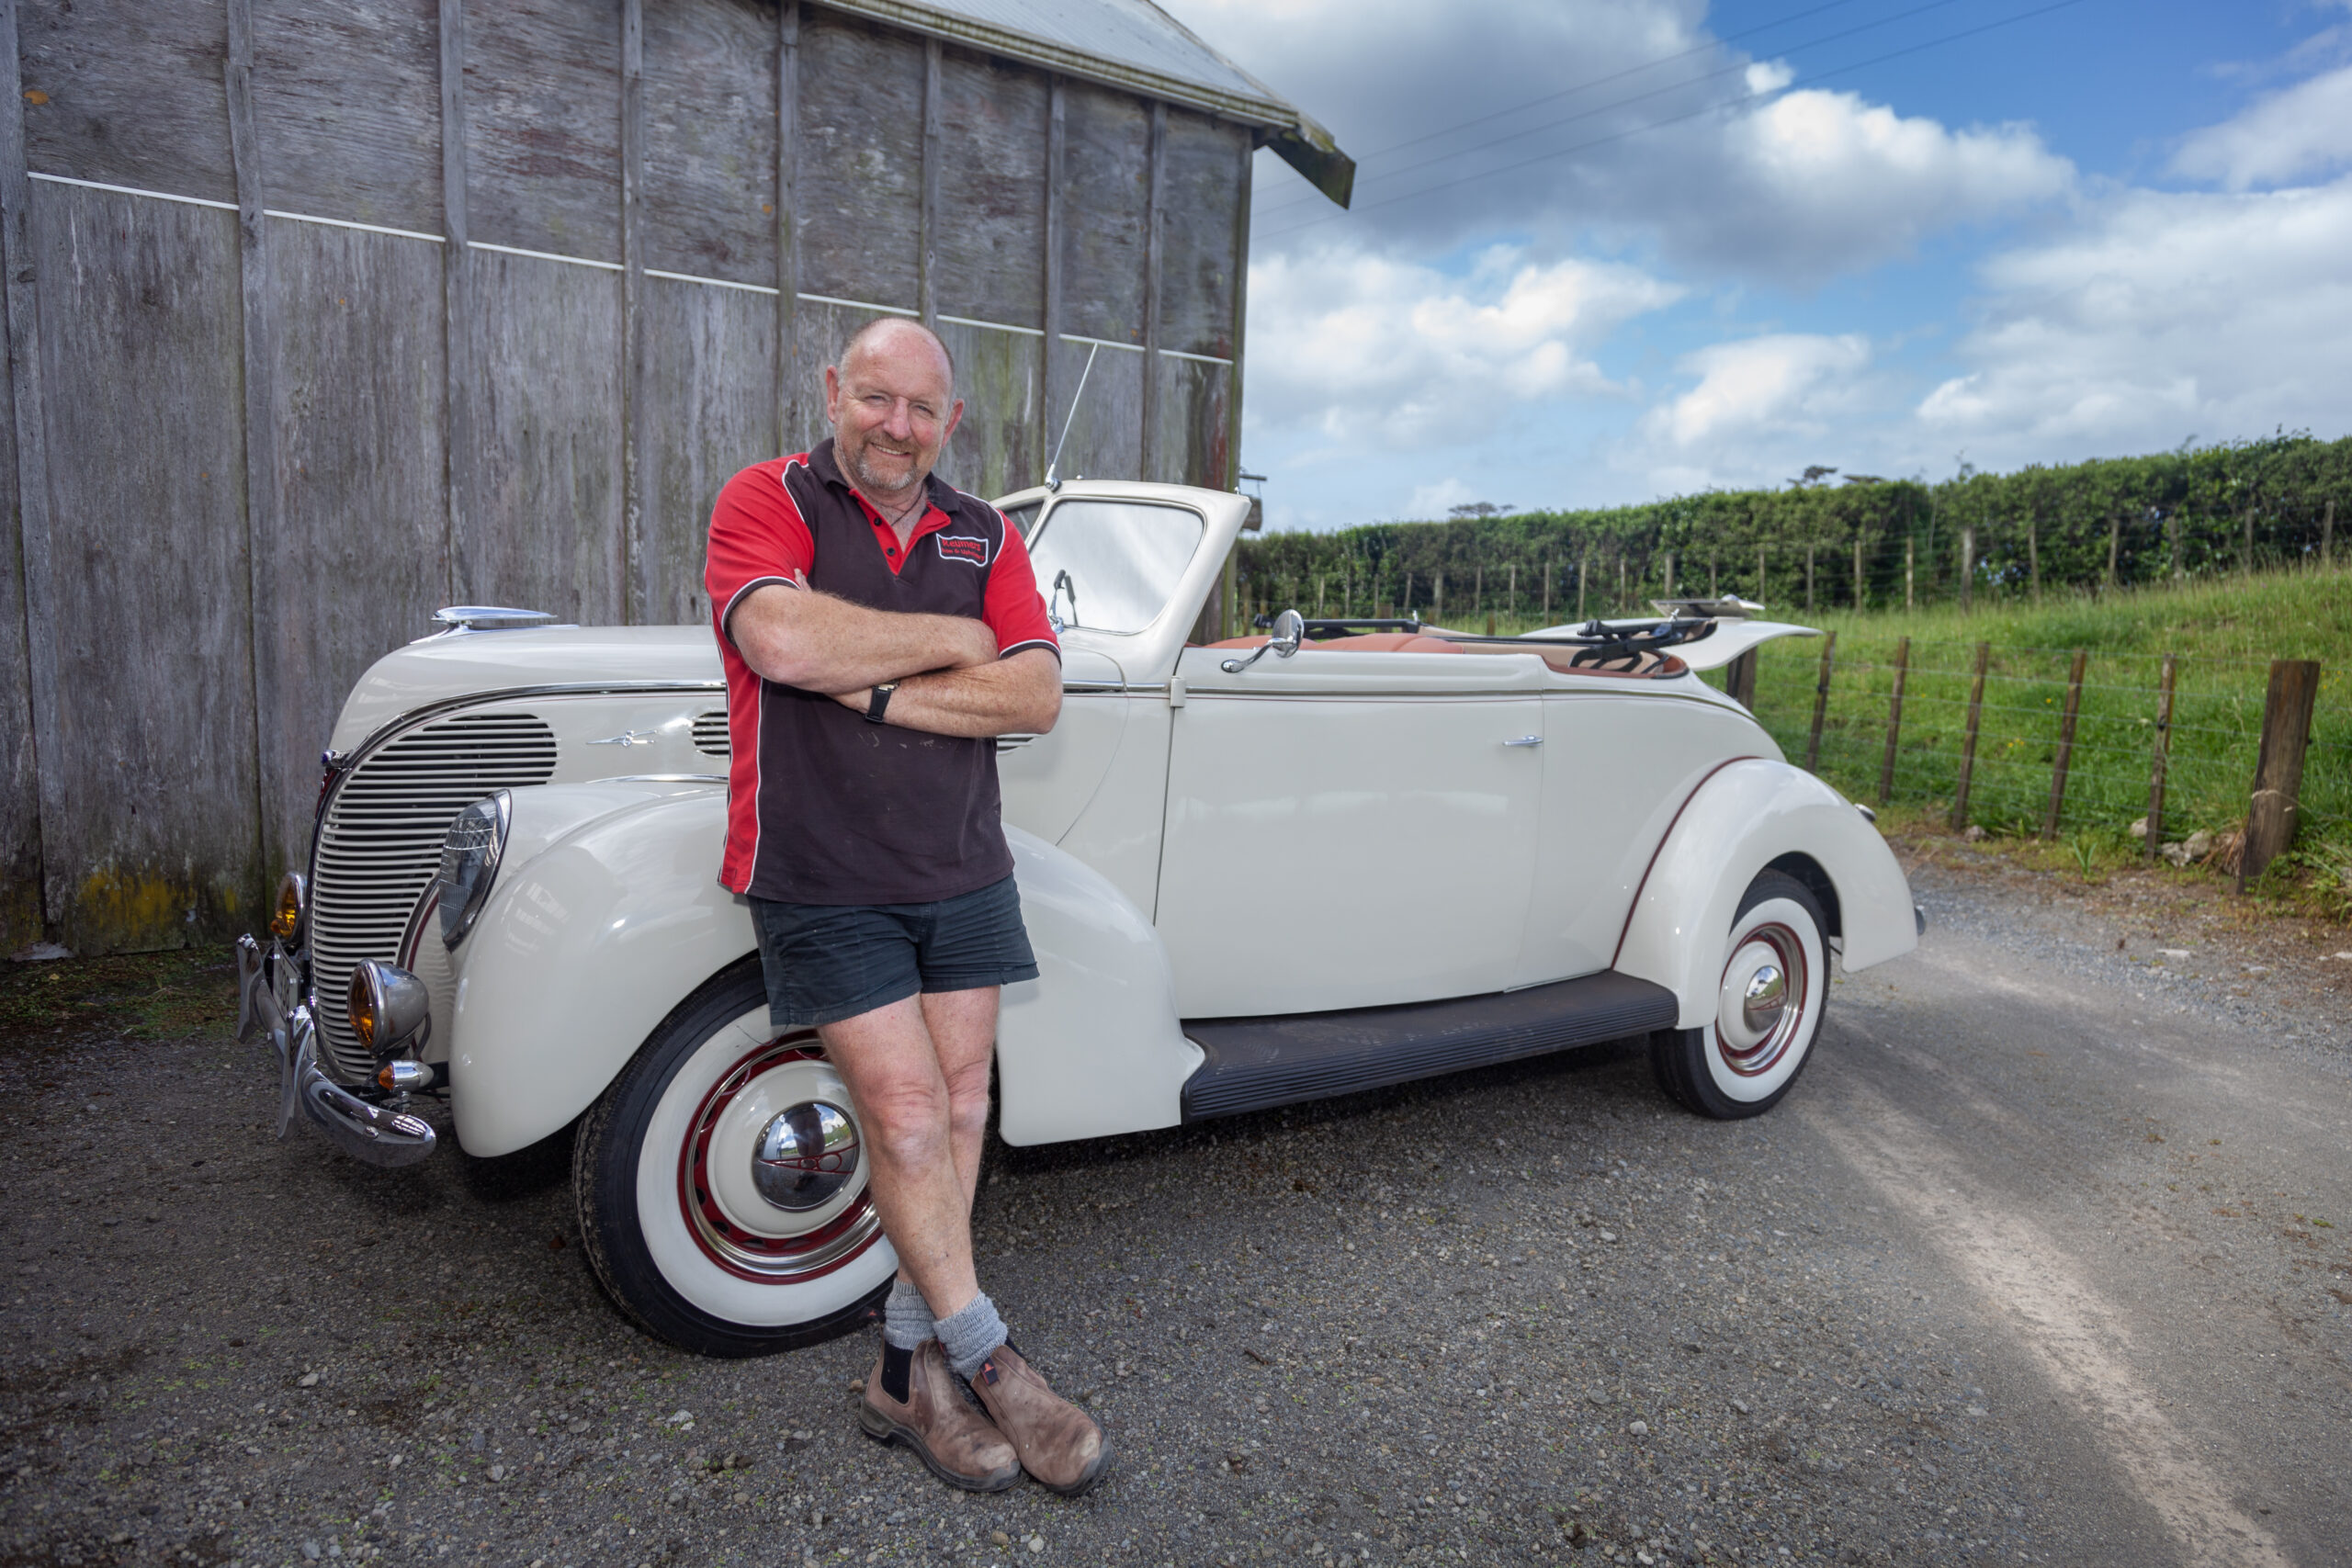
[331,624,1124,752]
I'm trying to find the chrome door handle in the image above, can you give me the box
[1503,735,1543,748]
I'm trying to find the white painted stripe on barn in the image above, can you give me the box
[1159,346,1235,367]
[468,240,625,271]
[938,312,1044,337]
[265,209,446,243]
[28,170,238,211]
[1057,333,1147,354]
[644,267,778,296]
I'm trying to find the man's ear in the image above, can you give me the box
[822,364,842,426]
[943,397,965,446]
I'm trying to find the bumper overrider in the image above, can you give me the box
[235,933,437,1168]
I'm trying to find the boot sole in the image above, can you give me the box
[857,1400,1022,1493]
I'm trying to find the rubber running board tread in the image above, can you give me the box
[1180,970,1678,1122]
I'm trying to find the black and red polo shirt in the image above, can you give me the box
[704,438,1058,905]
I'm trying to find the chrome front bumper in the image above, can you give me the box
[235,933,437,1168]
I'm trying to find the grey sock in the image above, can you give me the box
[883,1276,933,1351]
[934,1292,1008,1382]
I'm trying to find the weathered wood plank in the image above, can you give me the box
[263,223,447,860]
[0,0,43,950]
[1057,81,1148,344]
[466,250,625,623]
[919,36,938,327]
[934,320,1040,499]
[1046,336,1141,483]
[463,0,621,260]
[228,0,284,884]
[439,0,472,601]
[1038,76,1064,479]
[251,0,441,234]
[17,0,236,204]
[644,0,775,285]
[641,274,774,626]
[1157,107,1246,359]
[32,182,260,949]
[796,11,921,307]
[775,0,799,446]
[933,47,1046,329]
[622,0,645,623]
[1139,100,1164,478]
[1152,352,1228,487]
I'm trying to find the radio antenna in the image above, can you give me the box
[1043,340,1100,491]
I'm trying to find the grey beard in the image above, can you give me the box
[848,444,926,502]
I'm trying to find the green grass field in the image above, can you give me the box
[1700,567,2352,898]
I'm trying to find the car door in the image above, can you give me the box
[1151,644,1549,1019]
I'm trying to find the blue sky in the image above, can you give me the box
[1156,0,2352,528]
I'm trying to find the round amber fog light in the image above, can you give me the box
[270,872,307,943]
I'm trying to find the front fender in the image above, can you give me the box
[1614,761,1917,1029]
[445,787,1194,1156]
[447,787,752,1156]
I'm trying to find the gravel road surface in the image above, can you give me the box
[5,858,2348,1568]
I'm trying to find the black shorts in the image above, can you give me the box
[750,874,1040,1030]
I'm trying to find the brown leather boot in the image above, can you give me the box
[967,1341,1113,1497]
[858,1340,1021,1492]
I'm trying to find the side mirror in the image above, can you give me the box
[1219,608,1308,673]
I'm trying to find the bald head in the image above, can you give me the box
[838,316,956,396]
[824,316,965,510]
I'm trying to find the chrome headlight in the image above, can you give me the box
[435,791,511,947]
[348,959,431,1059]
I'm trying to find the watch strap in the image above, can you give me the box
[865,682,899,723]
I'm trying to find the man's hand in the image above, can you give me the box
[730,573,996,694]
[834,647,1061,739]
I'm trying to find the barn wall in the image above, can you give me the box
[0,0,1250,953]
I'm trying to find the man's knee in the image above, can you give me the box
[942,1059,992,1135]
[857,1077,953,1166]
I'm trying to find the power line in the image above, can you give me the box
[1254,0,1971,221]
[1254,0,2091,241]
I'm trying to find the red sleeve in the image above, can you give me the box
[705,458,815,648]
[983,511,1060,661]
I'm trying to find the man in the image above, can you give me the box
[704,317,1109,1496]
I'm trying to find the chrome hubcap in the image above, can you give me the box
[1741,964,1786,1034]
[1714,923,1807,1077]
[752,1100,860,1212]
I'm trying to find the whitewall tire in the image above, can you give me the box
[1650,869,1829,1121]
[575,962,898,1356]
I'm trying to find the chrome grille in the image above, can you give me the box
[692,710,730,757]
[309,712,557,1082]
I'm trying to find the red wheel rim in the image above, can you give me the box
[676,1038,885,1284]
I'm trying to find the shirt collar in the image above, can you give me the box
[810,437,951,531]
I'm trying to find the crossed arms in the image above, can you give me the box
[728,577,1061,739]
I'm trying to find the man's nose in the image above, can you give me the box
[881,399,917,438]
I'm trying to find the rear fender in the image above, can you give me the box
[1613,760,1917,1029]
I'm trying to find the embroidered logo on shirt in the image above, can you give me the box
[935,533,991,567]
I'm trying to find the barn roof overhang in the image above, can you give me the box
[819,0,1355,209]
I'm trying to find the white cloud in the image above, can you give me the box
[1244,243,1682,446]
[1406,478,1477,515]
[2172,62,2352,190]
[1647,333,1873,448]
[1917,176,2352,460]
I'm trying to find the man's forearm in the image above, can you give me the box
[731,581,995,693]
[850,649,1062,739]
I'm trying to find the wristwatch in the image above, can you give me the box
[865,682,899,724]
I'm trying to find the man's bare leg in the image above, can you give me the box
[816,988,997,1320]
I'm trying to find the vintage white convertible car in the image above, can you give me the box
[237,479,1919,1356]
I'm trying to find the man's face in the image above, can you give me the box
[825,325,963,502]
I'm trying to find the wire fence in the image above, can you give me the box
[1731,638,2346,867]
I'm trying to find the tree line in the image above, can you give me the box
[1234,432,2352,624]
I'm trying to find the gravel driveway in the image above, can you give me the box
[5,857,2347,1568]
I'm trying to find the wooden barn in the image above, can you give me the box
[0,0,1351,954]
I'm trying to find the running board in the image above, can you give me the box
[1179,971,1678,1122]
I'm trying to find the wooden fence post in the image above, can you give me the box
[2324,499,2335,566]
[1805,545,1815,612]
[2041,648,2087,839]
[1905,536,1915,610]
[1804,631,1836,773]
[1950,640,1991,830]
[2237,659,2322,889]
[1726,649,1758,710]
[1577,550,1589,618]
[1851,535,1863,610]
[1959,525,1974,613]
[2144,654,2175,862]
[1755,544,1766,604]
[1879,637,1909,805]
